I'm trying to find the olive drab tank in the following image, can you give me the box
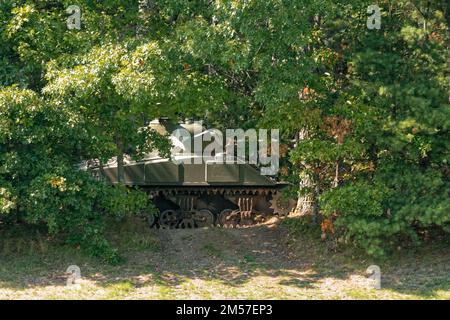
[89,119,295,229]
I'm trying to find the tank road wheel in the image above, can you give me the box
[193,209,215,228]
[178,218,196,229]
[160,210,180,229]
[269,193,296,217]
[147,212,157,228]
[218,209,240,228]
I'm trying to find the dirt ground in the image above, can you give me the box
[0,217,449,299]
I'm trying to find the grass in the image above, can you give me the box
[104,281,135,299]
[201,243,224,258]
[0,216,449,300]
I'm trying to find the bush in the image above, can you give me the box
[319,165,450,257]
[0,87,154,263]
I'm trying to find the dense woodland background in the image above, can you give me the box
[0,0,449,262]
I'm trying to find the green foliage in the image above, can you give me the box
[0,87,152,262]
[0,0,448,260]
[319,163,450,257]
[282,0,449,256]
[0,185,15,215]
[320,181,392,256]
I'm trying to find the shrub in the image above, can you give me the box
[0,87,154,263]
[319,165,450,257]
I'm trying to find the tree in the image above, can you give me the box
[0,86,152,261]
[294,0,450,255]
[0,1,157,260]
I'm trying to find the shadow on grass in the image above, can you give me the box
[0,216,449,299]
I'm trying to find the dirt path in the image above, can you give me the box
[141,222,314,299]
[154,218,299,274]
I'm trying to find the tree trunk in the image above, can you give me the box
[296,128,315,216]
[116,139,125,184]
[297,171,314,215]
[99,161,105,181]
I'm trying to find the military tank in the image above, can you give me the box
[89,119,295,229]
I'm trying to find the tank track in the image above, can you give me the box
[144,186,282,229]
